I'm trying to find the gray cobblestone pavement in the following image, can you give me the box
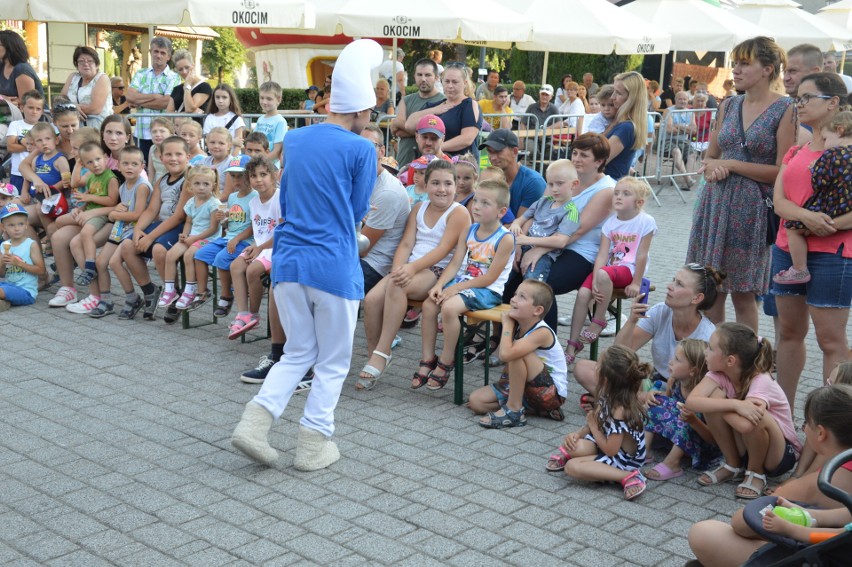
[1,187,832,566]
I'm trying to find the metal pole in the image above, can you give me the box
[542,51,550,85]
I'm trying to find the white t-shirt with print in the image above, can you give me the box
[601,211,657,276]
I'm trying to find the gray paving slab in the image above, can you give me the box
[1,187,839,565]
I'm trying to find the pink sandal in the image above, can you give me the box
[158,289,178,308]
[545,445,572,472]
[564,339,584,369]
[228,313,259,340]
[175,290,196,310]
[579,318,607,344]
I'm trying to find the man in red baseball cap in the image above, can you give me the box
[399,114,453,186]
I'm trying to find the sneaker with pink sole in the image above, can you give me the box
[773,267,811,285]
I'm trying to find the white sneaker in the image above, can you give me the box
[48,286,77,307]
[557,316,570,326]
[66,294,99,314]
[599,313,628,337]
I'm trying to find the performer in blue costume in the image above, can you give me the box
[232,39,382,471]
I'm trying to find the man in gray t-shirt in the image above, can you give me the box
[391,59,444,167]
[360,126,411,292]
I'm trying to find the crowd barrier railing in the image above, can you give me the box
[652,107,716,203]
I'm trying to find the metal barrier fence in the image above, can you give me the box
[652,107,716,202]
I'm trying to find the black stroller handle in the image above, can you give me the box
[818,447,852,514]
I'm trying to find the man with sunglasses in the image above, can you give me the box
[391,58,444,167]
[110,77,130,115]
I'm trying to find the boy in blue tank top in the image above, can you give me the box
[467,279,569,428]
[0,204,45,309]
[417,179,516,391]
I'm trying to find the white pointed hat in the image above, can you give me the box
[329,39,384,114]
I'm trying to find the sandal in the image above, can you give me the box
[228,313,259,340]
[214,297,234,317]
[579,318,607,344]
[355,350,392,391]
[565,339,584,369]
[411,357,438,389]
[697,462,745,486]
[621,470,647,500]
[645,462,685,481]
[546,445,571,472]
[479,405,526,429]
[737,470,767,500]
[187,290,212,311]
[426,360,454,391]
[462,339,489,365]
[175,290,196,310]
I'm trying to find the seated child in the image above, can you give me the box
[243,131,269,160]
[418,179,515,391]
[510,159,580,281]
[0,203,45,309]
[90,146,152,318]
[202,127,235,198]
[405,155,434,205]
[775,111,852,284]
[179,121,206,165]
[467,279,568,427]
[193,154,257,315]
[68,128,101,191]
[453,153,479,209]
[549,344,650,500]
[147,117,175,184]
[586,85,615,134]
[565,177,657,367]
[360,160,471,390]
[157,165,222,309]
[689,323,802,499]
[19,122,70,237]
[643,339,721,481]
[227,156,280,339]
[71,141,120,286]
[6,89,44,195]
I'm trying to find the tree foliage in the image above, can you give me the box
[202,27,247,86]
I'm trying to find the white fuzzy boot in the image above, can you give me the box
[231,402,279,465]
[293,425,340,471]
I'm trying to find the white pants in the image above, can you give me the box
[253,282,359,437]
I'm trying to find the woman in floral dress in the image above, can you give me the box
[687,37,796,332]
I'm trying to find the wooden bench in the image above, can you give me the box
[588,285,656,361]
[407,300,511,405]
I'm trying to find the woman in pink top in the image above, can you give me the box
[772,72,852,411]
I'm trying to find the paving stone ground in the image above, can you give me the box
[0,185,833,566]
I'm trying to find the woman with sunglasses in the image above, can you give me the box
[60,46,112,130]
[771,72,852,412]
[573,264,722,408]
[686,37,796,333]
[404,62,482,157]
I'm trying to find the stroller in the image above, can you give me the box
[0,96,24,180]
[742,448,852,566]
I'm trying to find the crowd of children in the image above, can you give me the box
[2,67,847,541]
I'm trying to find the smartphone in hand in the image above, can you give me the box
[639,278,651,304]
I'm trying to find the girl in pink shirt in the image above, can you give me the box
[687,322,801,499]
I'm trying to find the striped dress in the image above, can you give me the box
[585,397,646,471]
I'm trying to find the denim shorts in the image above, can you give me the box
[445,277,501,311]
[770,244,852,308]
[195,237,251,271]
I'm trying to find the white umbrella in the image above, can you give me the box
[817,0,852,52]
[497,0,671,84]
[733,0,852,51]
[2,0,316,28]
[622,0,771,52]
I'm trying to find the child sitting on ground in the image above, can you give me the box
[147,117,175,184]
[643,339,721,481]
[688,323,802,499]
[0,204,45,309]
[193,154,257,316]
[418,179,515,391]
[157,165,222,310]
[227,156,280,339]
[510,159,581,281]
[90,146,152,318]
[550,344,651,500]
[774,111,852,284]
[565,177,657,368]
[467,279,568,427]
[71,141,120,286]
